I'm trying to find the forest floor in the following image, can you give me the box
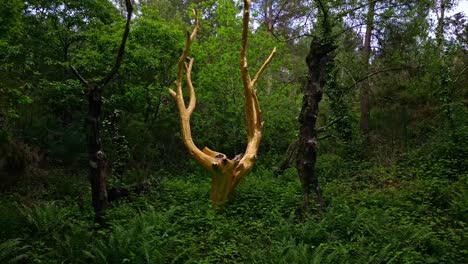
[1,148,467,264]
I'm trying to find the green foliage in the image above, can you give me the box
[84,209,171,263]
[33,80,87,164]
[0,239,29,264]
[124,7,183,85]
[398,125,468,180]
[0,203,27,240]
[46,169,88,199]
[0,0,23,41]
[19,202,74,238]
[0,86,32,143]
[0,0,467,263]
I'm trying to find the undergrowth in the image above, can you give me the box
[0,134,467,263]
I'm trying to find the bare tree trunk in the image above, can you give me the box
[360,0,375,142]
[70,0,133,223]
[402,106,408,149]
[436,0,445,53]
[87,87,108,224]
[260,0,274,34]
[296,38,335,211]
[435,0,454,131]
[266,0,273,34]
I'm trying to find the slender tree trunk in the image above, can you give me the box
[296,38,335,211]
[87,87,108,224]
[262,0,274,34]
[435,0,455,131]
[360,0,375,141]
[436,0,445,53]
[402,106,408,149]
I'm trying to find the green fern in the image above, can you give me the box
[0,239,30,264]
[85,206,174,263]
[18,202,71,237]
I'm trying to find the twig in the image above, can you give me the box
[70,65,89,86]
[317,116,344,133]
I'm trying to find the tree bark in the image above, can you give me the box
[296,38,335,211]
[264,0,274,34]
[87,87,108,224]
[360,0,375,141]
[435,0,454,130]
[436,0,445,53]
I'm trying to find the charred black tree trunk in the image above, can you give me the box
[70,0,133,224]
[296,37,335,211]
[87,87,108,223]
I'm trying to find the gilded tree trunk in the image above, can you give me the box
[169,1,275,205]
[210,171,236,204]
[208,154,244,204]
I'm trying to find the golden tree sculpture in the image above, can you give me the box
[169,0,276,205]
